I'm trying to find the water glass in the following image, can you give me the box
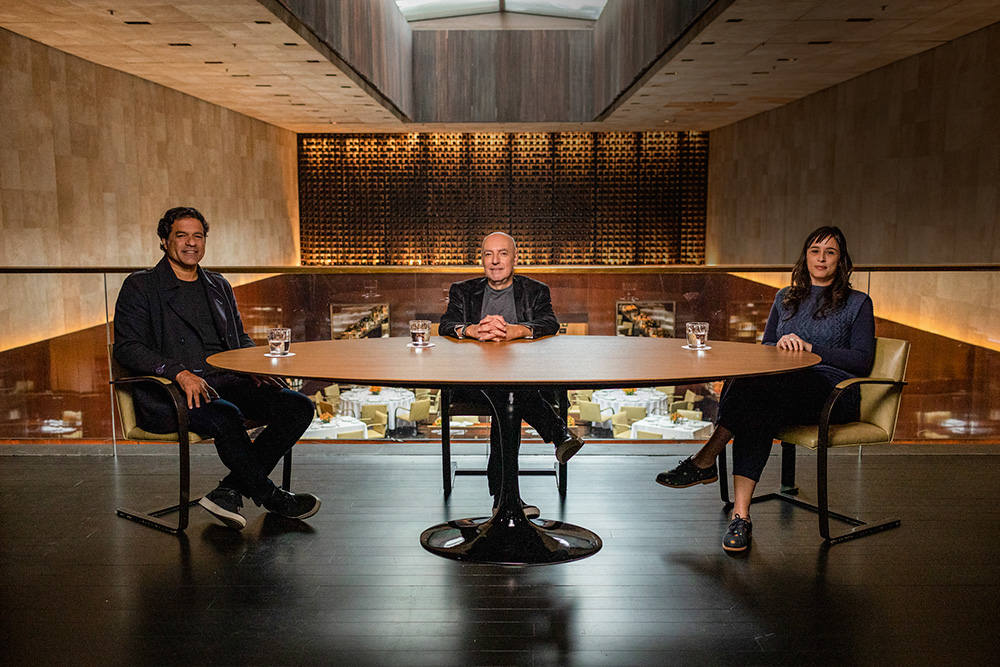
[409,320,431,346]
[686,321,709,348]
[267,327,291,355]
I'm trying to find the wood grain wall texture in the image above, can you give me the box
[706,21,1000,351]
[276,0,413,117]
[593,0,716,116]
[0,27,299,352]
[411,29,593,123]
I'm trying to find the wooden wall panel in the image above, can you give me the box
[594,0,716,116]
[412,29,592,123]
[707,21,1000,351]
[276,0,414,116]
[0,27,299,351]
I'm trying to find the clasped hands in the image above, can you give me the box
[464,315,531,342]
[776,333,812,352]
[175,369,282,409]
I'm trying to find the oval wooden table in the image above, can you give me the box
[209,336,818,565]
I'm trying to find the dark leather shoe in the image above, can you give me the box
[555,430,585,463]
[723,514,752,552]
[655,457,718,488]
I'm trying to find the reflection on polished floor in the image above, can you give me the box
[1,450,995,666]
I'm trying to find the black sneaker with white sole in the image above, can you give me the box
[262,487,321,520]
[199,485,247,530]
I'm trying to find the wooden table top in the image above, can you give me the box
[208,336,818,389]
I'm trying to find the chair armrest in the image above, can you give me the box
[815,376,908,444]
[111,375,191,434]
[394,405,407,418]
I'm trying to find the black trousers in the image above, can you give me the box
[717,369,859,483]
[451,388,569,498]
[139,372,314,502]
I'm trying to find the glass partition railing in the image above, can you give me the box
[1,267,996,445]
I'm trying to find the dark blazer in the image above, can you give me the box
[439,275,559,338]
[113,256,254,423]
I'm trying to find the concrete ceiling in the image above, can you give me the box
[2,0,999,133]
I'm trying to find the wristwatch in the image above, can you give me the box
[456,324,466,338]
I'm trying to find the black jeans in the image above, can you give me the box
[452,388,569,498]
[718,369,859,483]
[139,372,314,502]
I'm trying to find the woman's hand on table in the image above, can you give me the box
[776,333,812,352]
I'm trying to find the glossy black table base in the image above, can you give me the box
[420,390,602,565]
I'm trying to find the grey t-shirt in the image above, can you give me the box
[480,284,518,324]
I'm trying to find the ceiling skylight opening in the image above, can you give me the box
[396,0,607,22]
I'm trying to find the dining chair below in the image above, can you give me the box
[577,401,614,426]
[636,430,660,439]
[676,409,703,421]
[361,403,389,425]
[611,412,631,440]
[621,405,647,423]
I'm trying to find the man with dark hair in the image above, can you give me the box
[113,206,318,530]
[439,232,584,517]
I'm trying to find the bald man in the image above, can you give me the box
[439,232,584,516]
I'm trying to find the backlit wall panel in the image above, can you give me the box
[298,132,708,265]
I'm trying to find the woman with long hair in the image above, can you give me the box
[655,226,875,552]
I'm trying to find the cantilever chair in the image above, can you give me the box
[439,388,570,497]
[620,405,647,424]
[718,337,910,544]
[611,411,632,439]
[676,409,703,421]
[394,398,431,435]
[111,345,292,534]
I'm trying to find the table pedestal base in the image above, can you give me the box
[420,509,601,565]
[423,389,601,565]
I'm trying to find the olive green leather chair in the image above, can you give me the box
[719,337,910,544]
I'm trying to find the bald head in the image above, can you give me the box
[480,232,518,289]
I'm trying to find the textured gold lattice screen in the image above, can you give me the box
[299,132,707,265]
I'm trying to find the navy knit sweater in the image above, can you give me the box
[762,285,875,385]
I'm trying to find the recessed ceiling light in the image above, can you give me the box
[255,20,271,24]
[232,74,250,77]
[307,60,320,63]
[752,71,768,74]
[777,58,797,62]
[204,61,223,64]
[255,84,271,87]
[326,73,337,77]
[681,59,694,62]
[846,18,873,22]
[662,72,676,76]
[168,43,191,47]
[701,41,715,45]
[726,18,743,23]
[125,21,150,25]
[808,40,831,45]
[284,42,298,46]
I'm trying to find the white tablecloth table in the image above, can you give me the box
[339,387,415,430]
[630,415,714,440]
[592,387,671,418]
[301,416,370,439]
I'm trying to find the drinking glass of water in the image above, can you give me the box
[685,322,709,349]
[267,327,291,356]
[409,320,431,346]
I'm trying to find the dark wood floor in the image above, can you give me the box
[1,448,997,666]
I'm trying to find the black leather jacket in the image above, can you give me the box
[439,275,559,338]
